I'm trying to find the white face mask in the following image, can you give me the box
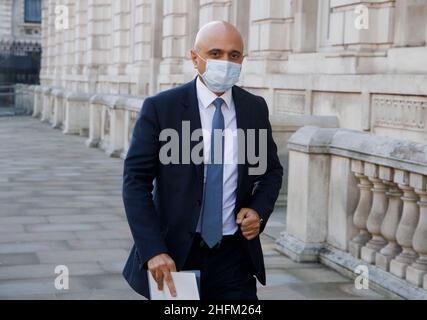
[196,53,242,93]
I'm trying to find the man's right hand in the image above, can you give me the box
[147,253,177,297]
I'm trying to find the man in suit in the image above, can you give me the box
[122,21,283,300]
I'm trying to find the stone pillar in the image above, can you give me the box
[390,170,420,278]
[33,86,44,118]
[86,95,104,148]
[110,0,131,94]
[158,0,192,89]
[349,160,373,258]
[375,169,403,271]
[394,0,427,47]
[0,0,13,39]
[45,0,56,85]
[327,156,359,251]
[122,98,143,158]
[131,0,154,96]
[230,0,250,52]
[361,164,388,263]
[41,87,53,123]
[74,0,88,91]
[63,0,75,89]
[63,92,92,136]
[106,102,126,157]
[39,0,50,86]
[147,0,163,96]
[199,0,232,26]
[53,0,65,87]
[293,0,318,53]
[246,0,293,74]
[406,174,427,286]
[276,127,336,262]
[51,89,65,129]
[85,0,112,93]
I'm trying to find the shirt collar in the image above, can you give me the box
[196,76,232,109]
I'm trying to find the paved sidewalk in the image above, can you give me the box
[0,116,386,299]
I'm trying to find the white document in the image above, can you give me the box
[148,271,200,300]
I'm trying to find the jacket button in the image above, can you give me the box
[196,200,202,207]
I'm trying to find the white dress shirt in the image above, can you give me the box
[195,76,239,236]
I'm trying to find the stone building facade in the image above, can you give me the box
[21,0,427,299]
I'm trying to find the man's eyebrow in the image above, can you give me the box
[207,48,242,55]
[207,48,222,53]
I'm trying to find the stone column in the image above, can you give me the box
[131,0,154,96]
[349,160,373,258]
[86,95,104,148]
[327,156,359,251]
[0,0,13,39]
[394,0,427,47]
[276,127,335,262]
[122,98,143,158]
[230,0,250,48]
[62,0,75,89]
[110,0,131,94]
[39,0,50,86]
[158,0,192,89]
[375,168,403,271]
[148,0,163,96]
[361,164,388,263]
[33,86,44,118]
[199,0,232,26]
[63,92,92,136]
[406,174,427,286]
[53,0,65,87]
[85,0,112,93]
[74,0,88,91]
[390,170,420,278]
[246,0,293,74]
[51,89,65,129]
[293,0,318,53]
[45,0,56,85]
[41,87,53,123]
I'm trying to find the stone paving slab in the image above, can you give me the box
[0,116,388,300]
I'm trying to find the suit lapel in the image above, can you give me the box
[181,78,204,183]
[232,86,250,206]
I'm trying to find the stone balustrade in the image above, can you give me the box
[16,85,142,159]
[33,85,44,118]
[51,88,66,129]
[278,126,427,299]
[40,86,55,123]
[21,85,340,171]
[14,84,35,115]
[86,94,144,158]
[63,92,92,136]
[270,114,339,208]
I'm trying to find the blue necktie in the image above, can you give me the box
[201,98,225,248]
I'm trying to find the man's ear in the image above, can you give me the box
[190,50,198,69]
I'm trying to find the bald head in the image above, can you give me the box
[194,21,244,53]
[191,21,245,93]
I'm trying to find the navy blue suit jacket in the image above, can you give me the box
[122,77,283,299]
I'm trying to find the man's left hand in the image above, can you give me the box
[236,208,262,240]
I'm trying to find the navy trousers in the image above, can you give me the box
[182,231,258,300]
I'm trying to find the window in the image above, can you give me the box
[24,0,42,23]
